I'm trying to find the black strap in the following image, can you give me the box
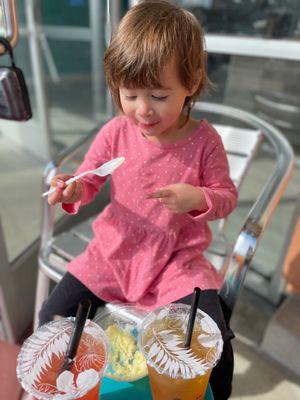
[0,37,16,67]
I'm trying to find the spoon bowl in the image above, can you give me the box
[42,156,125,197]
[94,156,125,177]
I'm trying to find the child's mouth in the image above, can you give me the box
[138,121,158,129]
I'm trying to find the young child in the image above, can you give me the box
[40,1,237,397]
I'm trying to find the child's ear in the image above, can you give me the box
[188,71,202,96]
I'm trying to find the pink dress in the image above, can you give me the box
[64,116,238,310]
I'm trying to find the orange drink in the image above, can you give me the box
[16,318,108,400]
[139,303,223,400]
[147,364,211,400]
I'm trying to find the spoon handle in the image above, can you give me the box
[41,171,89,197]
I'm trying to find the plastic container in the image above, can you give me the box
[94,304,149,382]
[16,318,108,400]
[138,303,223,400]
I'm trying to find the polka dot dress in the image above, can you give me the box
[63,116,238,310]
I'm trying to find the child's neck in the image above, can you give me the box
[144,116,200,144]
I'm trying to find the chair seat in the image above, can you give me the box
[40,217,95,280]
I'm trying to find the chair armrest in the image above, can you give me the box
[40,124,105,249]
[198,102,295,316]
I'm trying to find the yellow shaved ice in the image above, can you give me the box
[105,324,147,380]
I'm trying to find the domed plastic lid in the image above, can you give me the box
[138,303,223,379]
[16,318,108,399]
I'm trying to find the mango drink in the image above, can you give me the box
[16,318,108,400]
[139,303,223,400]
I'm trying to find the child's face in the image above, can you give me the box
[119,61,196,140]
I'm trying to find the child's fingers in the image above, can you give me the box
[61,181,76,199]
[48,187,63,205]
[147,189,173,199]
[48,174,74,205]
[50,174,72,188]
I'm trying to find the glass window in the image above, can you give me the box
[181,0,300,40]
[205,54,300,151]
[0,1,109,262]
[202,52,300,296]
[0,6,6,36]
[41,0,89,27]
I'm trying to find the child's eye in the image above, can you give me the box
[125,95,137,100]
[152,95,168,101]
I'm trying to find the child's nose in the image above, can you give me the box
[137,100,153,117]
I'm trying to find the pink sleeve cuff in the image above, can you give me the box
[187,187,215,221]
[61,180,89,215]
[62,200,82,215]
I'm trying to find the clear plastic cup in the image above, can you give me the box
[16,318,109,400]
[138,303,223,400]
[94,304,148,382]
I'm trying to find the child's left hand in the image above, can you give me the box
[147,183,208,214]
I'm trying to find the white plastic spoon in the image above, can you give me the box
[42,156,125,197]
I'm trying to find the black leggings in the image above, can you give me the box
[39,272,106,325]
[39,272,234,400]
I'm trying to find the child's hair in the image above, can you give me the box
[104,0,210,117]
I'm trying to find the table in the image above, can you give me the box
[100,376,214,399]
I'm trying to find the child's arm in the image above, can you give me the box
[48,119,117,214]
[147,183,208,214]
[148,133,238,220]
[194,133,238,221]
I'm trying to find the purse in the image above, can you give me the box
[0,37,32,121]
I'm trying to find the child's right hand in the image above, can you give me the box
[48,174,84,206]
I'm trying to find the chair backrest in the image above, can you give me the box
[193,102,263,235]
[215,124,262,189]
[193,102,294,318]
[193,102,263,191]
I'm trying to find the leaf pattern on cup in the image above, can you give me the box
[17,319,104,398]
[145,329,209,379]
[19,320,72,387]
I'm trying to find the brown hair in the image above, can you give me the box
[104,0,210,116]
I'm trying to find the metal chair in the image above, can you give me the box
[34,102,294,328]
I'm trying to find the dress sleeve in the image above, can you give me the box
[62,120,114,214]
[189,131,238,222]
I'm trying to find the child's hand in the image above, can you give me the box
[147,183,208,214]
[48,174,84,206]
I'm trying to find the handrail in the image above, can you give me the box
[194,102,294,315]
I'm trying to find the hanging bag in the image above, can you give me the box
[0,37,32,121]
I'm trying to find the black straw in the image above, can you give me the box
[60,298,92,373]
[184,287,201,348]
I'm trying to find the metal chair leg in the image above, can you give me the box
[33,269,50,330]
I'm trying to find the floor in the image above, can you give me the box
[0,340,22,400]
[230,289,300,399]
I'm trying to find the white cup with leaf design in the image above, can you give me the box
[138,303,223,400]
[16,318,109,400]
